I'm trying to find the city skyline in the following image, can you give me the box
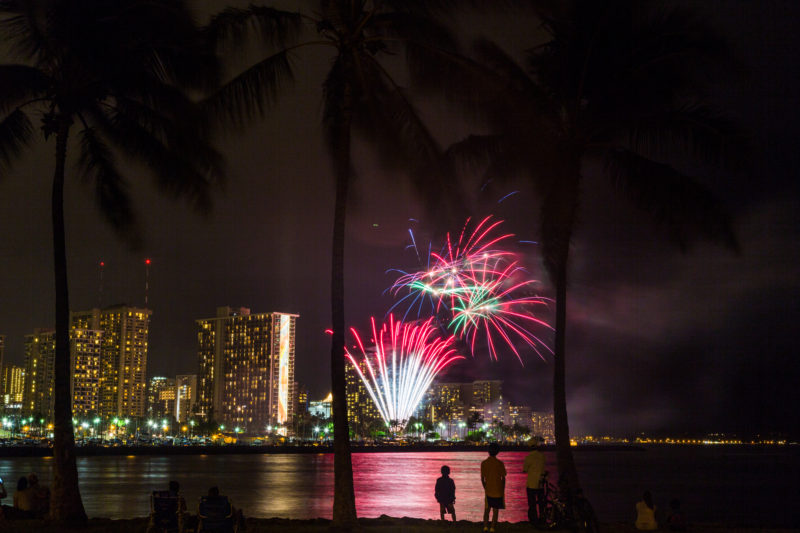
[1,1,798,440]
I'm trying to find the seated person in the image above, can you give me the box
[28,473,50,517]
[198,486,244,533]
[148,480,188,533]
[635,491,658,531]
[666,498,687,531]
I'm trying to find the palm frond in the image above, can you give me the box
[446,134,507,175]
[0,64,49,114]
[203,49,295,129]
[347,52,466,221]
[603,148,738,252]
[77,126,141,247]
[204,4,303,52]
[626,104,750,172]
[87,104,224,214]
[0,107,33,173]
[0,0,48,61]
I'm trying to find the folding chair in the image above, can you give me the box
[197,495,235,533]
[149,490,182,533]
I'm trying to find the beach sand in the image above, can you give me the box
[0,516,794,532]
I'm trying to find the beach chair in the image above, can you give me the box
[149,490,183,533]
[197,495,236,533]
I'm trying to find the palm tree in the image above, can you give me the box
[0,0,222,522]
[446,0,742,510]
[204,1,462,527]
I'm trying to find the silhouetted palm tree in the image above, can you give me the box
[447,0,742,511]
[0,0,222,522]
[204,1,461,527]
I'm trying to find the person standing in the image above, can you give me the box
[480,442,506,533]
[434,465,456,522]
[523,437,546,524]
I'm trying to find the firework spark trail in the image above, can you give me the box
[389,216,553,362]
[389,216,515,316]
[346,315,464,430]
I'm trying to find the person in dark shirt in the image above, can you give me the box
[434,465,456,522]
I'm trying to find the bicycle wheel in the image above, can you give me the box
[534,501,558,530]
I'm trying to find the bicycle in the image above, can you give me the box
[534,472,599,533]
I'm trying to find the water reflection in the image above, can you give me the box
[0,452,537,521]
[0,447,795,526]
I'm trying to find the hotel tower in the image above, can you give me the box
[196,307,297,434]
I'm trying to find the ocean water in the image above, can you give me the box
[0,446,797,527]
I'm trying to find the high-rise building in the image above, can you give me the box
[505,403,533,430]
[0,335,4,381]
[70,328,103,416]
[472,380,502,407]
[531,411,555,443]
[175,374,197,423]
[345,359,383,436]
[147,376,176,420]
[425,382,468,424]
[71,306,151,418]
[2,364,25,411]
[22,330,56,418]
[294,382,308,416]
[196,307,297,433]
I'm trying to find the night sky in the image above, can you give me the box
[0,1,797,438]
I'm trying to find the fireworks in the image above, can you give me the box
[389,216,552,362]
[346,315,464,431]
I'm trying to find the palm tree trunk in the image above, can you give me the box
[50,118,87,524]
[329,82,357,529]
[541,158,583,508]
[552,254,581,499]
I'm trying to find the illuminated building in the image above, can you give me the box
[295,383,309,415]
[472,380,502,406]
[70,328,102,416]
[0,335,4,379]
[505,403,533,430]
[196,307,297,433]
[2,364,24,411]
[71,306,151,418]
[175,374,197,423]
[308,393,332,419]
[147,376,176,420]
[425,382,468,424]
[22,329,55,418]
[346,359,383,436]
[531,411,555,443]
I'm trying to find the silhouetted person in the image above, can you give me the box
[434,465,456,521]
[522,437,546,524]
[199,486,244,532]
[636,490,658,530]
[6,476,33,520]
[667,498,687,531]
[25,473,49,518]
[481,442,506,532]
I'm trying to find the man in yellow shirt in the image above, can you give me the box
[480,442,506,533]
[522,437,546,525]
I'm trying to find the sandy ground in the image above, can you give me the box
[0,516,794,533]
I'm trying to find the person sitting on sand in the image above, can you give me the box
[666,498,687,531]
[434,465,456,522]
[635,490,658,530]
[481,442,506,533]
[199,486,245,532]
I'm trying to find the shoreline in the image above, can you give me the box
[0,443,644,457]
[0,516,794,533]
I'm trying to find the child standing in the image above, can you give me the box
[435,465,457,522]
